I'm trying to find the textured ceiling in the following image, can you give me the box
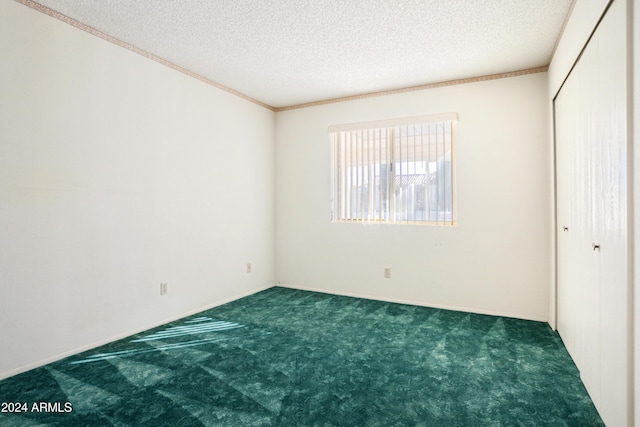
[31,0,573,109]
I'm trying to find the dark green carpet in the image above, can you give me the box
[0,287,602,426]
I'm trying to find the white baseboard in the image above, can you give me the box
[2,282,549,380]
[0,284,275,381]
[275,283,549,324]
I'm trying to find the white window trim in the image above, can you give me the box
[329,113,457,226]
[328,113,458,133]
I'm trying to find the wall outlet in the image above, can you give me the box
[160,282,168,296]
[384,267,391,279]
[246,263,252,273]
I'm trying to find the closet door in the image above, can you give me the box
[591,1,628,421]
[554,0,628,425]
[555,37,601,405]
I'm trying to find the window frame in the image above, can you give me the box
[329,113,457,226]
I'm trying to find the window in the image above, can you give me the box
[329,113,456,225]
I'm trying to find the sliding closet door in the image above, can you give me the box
[555,36,601,405]
[592,1,628,421]
[554,0,628,425]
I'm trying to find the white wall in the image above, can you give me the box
[275,72,550,321]
[0,1,275,379]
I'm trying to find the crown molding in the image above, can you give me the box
[16,0,276,111]
[18,0,549,114]
[275,66,549,112]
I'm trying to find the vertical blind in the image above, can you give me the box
[329,113,457,225]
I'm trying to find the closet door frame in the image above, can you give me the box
[552,0,629,425]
